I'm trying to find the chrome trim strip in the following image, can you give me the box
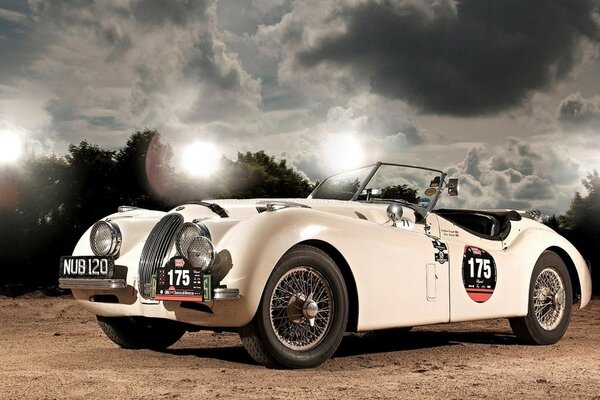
[255,200,312,213]
[59,278,127,289]
[213,288,240,301]
[118,205,141,212]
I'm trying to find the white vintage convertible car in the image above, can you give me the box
[60,162,592,368]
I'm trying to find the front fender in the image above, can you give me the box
[214,206,438,329]
[215,207,390,326]
[214,208,340,325]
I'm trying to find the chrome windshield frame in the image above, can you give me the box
[309,162,447,217]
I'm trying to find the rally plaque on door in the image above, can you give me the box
[462,246,497,303]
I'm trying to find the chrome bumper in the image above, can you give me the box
[59,278,241,301]
[59,278,127,290]
[213,288,240,301]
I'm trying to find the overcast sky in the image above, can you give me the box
[1,0,599,214]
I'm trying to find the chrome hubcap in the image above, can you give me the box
[270,267,333,350]
[533,267,566,331]
[303,300,319,319]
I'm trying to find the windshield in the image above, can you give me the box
[310,163,445,214]
[310,166,373,201]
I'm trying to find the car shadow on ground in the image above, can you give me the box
[164,345,256,366]
[163,329,518,366]
[335,329,518,358]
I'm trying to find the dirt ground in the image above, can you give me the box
[0,295,599,400]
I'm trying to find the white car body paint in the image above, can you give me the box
[69,198,592,331]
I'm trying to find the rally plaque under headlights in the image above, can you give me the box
[153,256,212,302]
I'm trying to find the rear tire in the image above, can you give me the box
[509,251,572,345]
[97,316,186,350]
[239,245,349,368]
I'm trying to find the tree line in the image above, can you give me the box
[547,171,600,296]
[0,129,597,295]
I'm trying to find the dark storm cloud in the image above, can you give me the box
[83,116,129,130]
[558,92,600,129]
[297,0,600,116]
[490,155,510,171]
[21,0,261,138]
[447,137,583,210]
[0,3,32,82]
[463,148,481,179]
[515,143,542,160]
[184,32,241,91]
[493,174,509,197]
[514,176,554,200]
[130,0,210,26]
[217,0,292,36]
[402,125,423,146]
[501,199,533,210]
[97,24,132,59]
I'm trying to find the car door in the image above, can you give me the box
[431,213,515,322]
[389,211,451,326]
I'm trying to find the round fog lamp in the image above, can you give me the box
[187,236,216,271]
[177,223,200,256]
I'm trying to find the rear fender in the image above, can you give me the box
[505,227,592,309]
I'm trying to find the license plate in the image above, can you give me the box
[59,256,115,279]
[154,257,204,301]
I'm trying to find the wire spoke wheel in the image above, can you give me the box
[239,245,348,368]
[270,267,333,351]
[509,251,572,345]
[533,267,566,331]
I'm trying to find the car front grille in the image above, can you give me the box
[138,213,183,298]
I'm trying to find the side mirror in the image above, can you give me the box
[386,203,403,226]
[361,188,382,202]
[447,178,459,197]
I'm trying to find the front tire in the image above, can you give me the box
[97,316,186,350]
[509,251,573,345]
[239,245,349,368]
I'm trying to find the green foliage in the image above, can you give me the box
[558,170,600,294]
[0,155,73,292]
[115,130,174,208]
[217,150,313,199]
[66,141,118,231]
[382,184,419,203]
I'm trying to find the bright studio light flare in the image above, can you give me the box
[323,134,364,171]
[0,130,23,165]
[180,141,221,177]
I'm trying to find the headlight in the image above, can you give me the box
[90,220,121,257]
[176,222,215,271]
